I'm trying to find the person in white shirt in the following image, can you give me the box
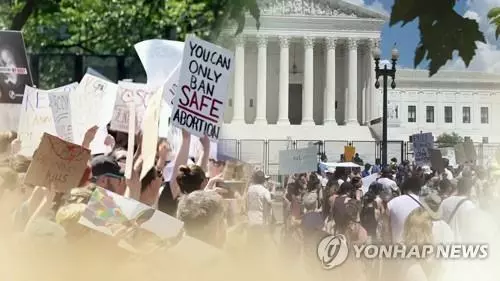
[387,176,422,243]
[438,176,476,243]
[378,167,399,198]
[246,170,272,247]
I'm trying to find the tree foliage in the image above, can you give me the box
[390,0,485,77]
[3,0,500,78]
[436,132,463,147]
[1,0,260,55]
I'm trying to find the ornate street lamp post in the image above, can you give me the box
[373,44,399,167]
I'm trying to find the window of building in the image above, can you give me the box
[408,105,416,123]
[426,106,434,123]
[481,107,489,124]
[444,106,453,123]
[463,107,471,123]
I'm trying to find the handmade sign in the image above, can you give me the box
[48,82,78,142]
[125,103,135,180]
[70,73,117,154]
[412,132,434,166]
[344,146,355,162]
[111,81,153,133]
[0,30,33,104]
[140,86,163,180]
[24,133,91,192]
[79,186,184,253]
[279,147,317,175]
[17,86,58,156]
[170,35,234,141]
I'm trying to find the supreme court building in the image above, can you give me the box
[220,0,387,141]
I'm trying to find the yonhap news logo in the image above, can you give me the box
[317,234,489,270]
[317,234,349,269]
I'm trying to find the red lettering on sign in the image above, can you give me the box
[179,85,223,119]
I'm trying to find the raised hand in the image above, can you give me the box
[82,125,99,148]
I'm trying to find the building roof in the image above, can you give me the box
[258,0,389,20]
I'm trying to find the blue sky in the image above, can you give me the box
[367,0,468,68]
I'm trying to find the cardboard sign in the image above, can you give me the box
[412,132,434,166]
[430,149,444,173]
[79,186,184,253]
[170,35,234,141]
[111,82,153,133]
[140,86,163,180]
[24,133,90,192]
[454,143,466,164]
[344,146,355,162]
[279,147,317,175]
[0,30,33,104]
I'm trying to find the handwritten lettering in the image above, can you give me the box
[189,41,232,70]
[172,108,220,139]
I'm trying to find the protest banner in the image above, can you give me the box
[140,86,163,180]
[79,186,184,253]
[279,147,317,175]
[111,81,153,133]
[412,132,434,166]
[24,133,91,192]
[135,39,184,88]
[17,86,58,156]
[48,82,78,142]
[0,31,33,104]
[70,74,118,154]
[344,146,356,162]
[170,34,234,142]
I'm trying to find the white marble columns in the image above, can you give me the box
[302,36,315,125]
[346,38,358,125]
[324,37,337,125]
[278,36,290,125]
[366,39,376,123]
[255,35,268,124]
[233,36,245,123]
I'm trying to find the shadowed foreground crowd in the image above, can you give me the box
[0,128,499,281]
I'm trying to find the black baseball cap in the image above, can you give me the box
[90,155,124,180]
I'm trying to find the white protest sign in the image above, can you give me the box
[134,39,184,88]
[70,74,118,154]
[111,82,153,133]
[48,82,78,142]
[412,132,434,166]
[278,147,318,175]
[17,86,57,156]
[140,86,163,180]
[170,35,234,142]
[125,103,136,180]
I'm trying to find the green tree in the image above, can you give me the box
[436,132,463,148]
[3,0,500,78]
[1,0,260,54]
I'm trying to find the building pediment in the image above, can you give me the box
[259,0,388,20]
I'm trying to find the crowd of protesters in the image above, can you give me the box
[0,127,499,281]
